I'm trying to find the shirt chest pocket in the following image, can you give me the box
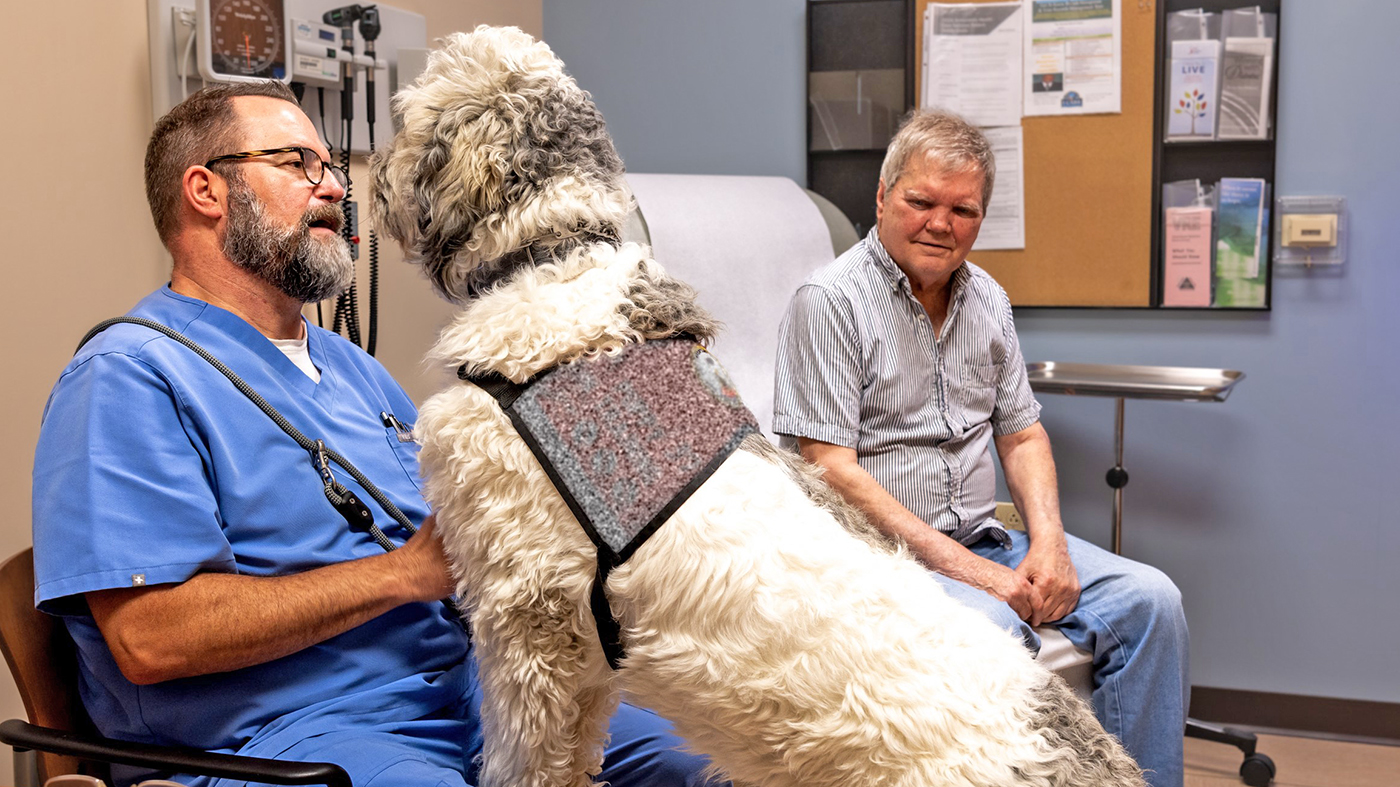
[955,362,1002,423]
[381,412,424,492]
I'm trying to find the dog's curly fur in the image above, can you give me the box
[371,26,1147,787]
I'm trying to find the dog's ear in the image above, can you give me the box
[434,104,514,217]
[369,26,633,302]
[370,29,524,302]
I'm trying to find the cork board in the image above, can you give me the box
[914,0,1159,306]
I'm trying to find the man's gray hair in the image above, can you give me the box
[879,109,995,209]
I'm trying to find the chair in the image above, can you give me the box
[0,548,351,787]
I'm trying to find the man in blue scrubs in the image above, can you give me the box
[31,82,716,787]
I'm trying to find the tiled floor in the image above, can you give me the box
[1185,732,1400,787]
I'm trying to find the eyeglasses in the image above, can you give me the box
[204,146,351,190]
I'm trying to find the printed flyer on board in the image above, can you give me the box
[923,2,1024,127]
[971,125,1026,250]
[1023,0,1121,116]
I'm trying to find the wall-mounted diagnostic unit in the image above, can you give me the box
[148,0,425,153]
[196,0,293,83]
[291,17,344,87]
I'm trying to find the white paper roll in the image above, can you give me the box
[625,174,837,438]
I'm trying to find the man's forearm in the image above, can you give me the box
[994,422,1065,547]
[799,437,1046,621]
[799,439,991,582]
[88,520,453,685]
[994,423,1080,623]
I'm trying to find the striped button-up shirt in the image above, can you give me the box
[773,230,1041,546]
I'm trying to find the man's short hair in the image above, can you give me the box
[879,109,996,209]
[145,81,300,246]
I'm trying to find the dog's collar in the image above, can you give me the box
[461,249,541,299]
[456,333,700,386]
[463,231,623,299]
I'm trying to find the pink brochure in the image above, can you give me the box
[1162,206,1214,307]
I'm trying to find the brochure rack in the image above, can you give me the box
[1152,0,1281,309]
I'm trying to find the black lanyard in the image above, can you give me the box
[76,318,462,622]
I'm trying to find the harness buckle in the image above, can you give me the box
[312,439,336,487]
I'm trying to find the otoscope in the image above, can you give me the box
[359,6,381,356]
[322,4,363,127]
[320,4,382,355]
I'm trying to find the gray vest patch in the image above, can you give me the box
[462,338,759,561]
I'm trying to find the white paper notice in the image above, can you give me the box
[923,2,1023,127]
[972,126,1025,250]
[1023,0,1122,116]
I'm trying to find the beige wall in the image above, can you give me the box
[0,0,540,779]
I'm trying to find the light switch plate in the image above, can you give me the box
[1281,213,1337,247]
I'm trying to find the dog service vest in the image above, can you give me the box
[459,338,760,669]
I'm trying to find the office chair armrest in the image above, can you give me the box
[0,719,351,787]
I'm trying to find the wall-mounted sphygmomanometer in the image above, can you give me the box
[196,0,294,83]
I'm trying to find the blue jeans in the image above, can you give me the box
[931,530,1190,787]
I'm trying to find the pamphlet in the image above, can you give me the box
[1217,37,1273,139]
[1166,39,1221,140]
[1162,206,1213,307]
[1214,178,1268,307]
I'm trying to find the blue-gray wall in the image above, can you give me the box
[544,0,808,181]
[544,0,1400,704]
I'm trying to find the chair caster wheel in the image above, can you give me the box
[1239,752,1275,786]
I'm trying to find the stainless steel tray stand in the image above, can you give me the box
[1023,362,1246,556]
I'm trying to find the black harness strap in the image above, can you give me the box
[462,367,629,670]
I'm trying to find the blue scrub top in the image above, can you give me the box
[31,286,471,757]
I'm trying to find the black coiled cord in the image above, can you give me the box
[334,118,362,348]
[366,107,379,357]
[76,318,415,542]
[367,230,379,356]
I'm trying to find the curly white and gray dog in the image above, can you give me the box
[370,25,1147,787]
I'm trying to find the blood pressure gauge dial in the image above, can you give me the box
[197,0,293,83]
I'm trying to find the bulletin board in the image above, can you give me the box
[914,0,1160,306]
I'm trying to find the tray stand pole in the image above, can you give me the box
[1107,397,1129,556]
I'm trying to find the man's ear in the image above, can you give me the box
[182,165,227,222]
[875,178,887,224]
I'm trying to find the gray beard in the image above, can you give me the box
[222,185,354,304]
